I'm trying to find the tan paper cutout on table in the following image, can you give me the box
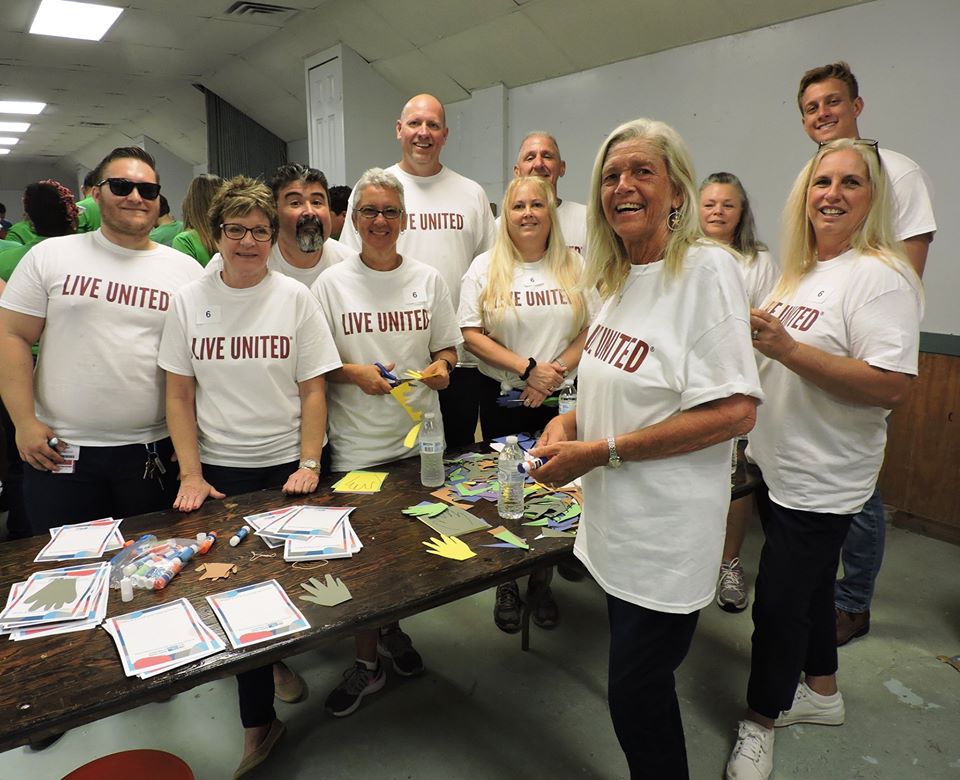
[196,562,239,581]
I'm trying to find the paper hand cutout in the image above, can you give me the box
[402,502,448,518]
[422,534,476,561]
[24,577,77,611]
[299,574,352,607]
[196,562,239,581]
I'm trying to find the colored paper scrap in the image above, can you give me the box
[488,526,530,550]
[299,575,352,607]
[402,502,448,518]
[422,534,476,561]
[430,487,472,509]
[419,505,491,538]
[332,471,388,493]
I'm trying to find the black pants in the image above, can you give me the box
[438,366,483,447]
[607,595,699,779]
[22,438,177,535]
[476,373,558,440]
[746,488,853,719]
[212,458,322,729]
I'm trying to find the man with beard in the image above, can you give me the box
[267,164,351,287]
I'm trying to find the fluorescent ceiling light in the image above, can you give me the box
[30,0,123,42]
[0,149,10,155]
[0,137,20,145]
[0,102,45,115]
[0,122,30,132]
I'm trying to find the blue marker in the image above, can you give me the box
[229,526,250,547]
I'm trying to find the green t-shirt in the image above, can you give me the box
[76,196,101,233]
[0,241,36,282]
[171,229,213,267]
[5,221,38,246]
[150,220,184,246]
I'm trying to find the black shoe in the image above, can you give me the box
[494,581,522,633]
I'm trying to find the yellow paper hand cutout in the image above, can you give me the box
[422,533,476,561]
[390,381,422,423]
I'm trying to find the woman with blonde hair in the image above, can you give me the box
[726,139,922,780]
[171,173,224,266]
[530,118,762,777]
[459,174,597,632]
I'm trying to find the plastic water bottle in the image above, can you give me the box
[498,435,525,520]
[558,380,577,414]
[419,412,445,487]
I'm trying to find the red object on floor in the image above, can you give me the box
[62,749,194,779]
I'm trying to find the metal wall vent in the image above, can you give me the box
[224,1,298,22]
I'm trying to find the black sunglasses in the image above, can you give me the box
[97,178,162,200]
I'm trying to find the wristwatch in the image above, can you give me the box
[299,459,320,475]
[519,357,537,381]
[606,436,623,469]
[555,357,569,377]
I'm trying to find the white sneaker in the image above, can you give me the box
[775,681,844,727]
[726,720,774,780]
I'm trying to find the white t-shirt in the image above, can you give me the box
[739,249,778,309]
[574,243,763,613]
[495,199,587,258]
[747,250,921,515]
[340,165,495,312]
[880,148,937,242]
[0,230,203,445]
[311,254,463,472]
[158,270,342,468]
[457,251,599,388]
[266,238,350,288]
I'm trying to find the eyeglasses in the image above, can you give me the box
[818,138,880,153]
[96,178,161,200]
[356,206,403,220]
[220,223,275,242]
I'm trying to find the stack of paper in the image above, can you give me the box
[331,471,388,493]
[246,505,362,561]
[35,517,124,563]
[207,580,310,648]
[0,562,110,640]
[103,598,225,679]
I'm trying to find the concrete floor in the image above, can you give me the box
[0,518,958,780]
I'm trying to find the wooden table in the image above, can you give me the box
[0,446,760,752]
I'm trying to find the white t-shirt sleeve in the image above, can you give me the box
[456,254,487,329]
[0,245,48,318]
[845,272,920,376]
[157,296,195,377]
[890,166,937,242]
[294,289,343,382]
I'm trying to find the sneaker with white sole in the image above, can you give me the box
[377,627,424,677]
[726,720,774,780]
[775,681,844,727]
[717,558,748,612]
[324,661,386,717]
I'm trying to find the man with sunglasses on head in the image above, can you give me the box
[0,146,203,536]
[795,63,935,648]
[261,163,352,288]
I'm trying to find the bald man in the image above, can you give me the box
[341,94,496,447]
[511,131,587,257]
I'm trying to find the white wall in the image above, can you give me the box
[443,0,957,336]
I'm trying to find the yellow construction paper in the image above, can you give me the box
[332,471,388,493]
[403,422,422,449]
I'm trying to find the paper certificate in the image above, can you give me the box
[206,580,309,649]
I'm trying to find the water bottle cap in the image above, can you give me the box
[506,435,518,444]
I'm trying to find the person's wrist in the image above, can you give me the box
[440,357,454,373]
[519,357,537,381]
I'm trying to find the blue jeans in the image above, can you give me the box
[834,487,886,614]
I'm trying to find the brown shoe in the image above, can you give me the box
[836,608,870,646]
[233,719,285,780]
[274,666,307,703]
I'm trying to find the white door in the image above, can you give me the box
[307,56,344,184]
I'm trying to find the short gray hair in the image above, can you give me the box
[354,167,405,211]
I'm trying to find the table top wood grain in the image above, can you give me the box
[0,445,760,751]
